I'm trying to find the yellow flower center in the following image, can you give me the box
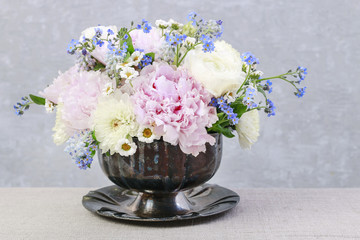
[121,143,131,151]
[126,72,132,78]
[133,56,139,61]
[111,119,121,129]
[143,128,153,138]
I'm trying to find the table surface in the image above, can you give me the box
[1,187,360,240]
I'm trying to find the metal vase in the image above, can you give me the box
[98,133,223,218]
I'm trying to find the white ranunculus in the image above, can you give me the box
[235,110,260,149]
[184,40,246,97]
[79,25,118,65]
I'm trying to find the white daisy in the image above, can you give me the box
[223,90,240,103]
[137,126,160,143]
[102,82,114,96]
[92,91,139,155]
[128,51,144,66]
[115,138,137,156]
[185,37,196,46]
[235,110,260,149]
[120,67,139,82]
[45,99,55,113]
[155,19,170,28]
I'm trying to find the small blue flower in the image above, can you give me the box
[266,99,276,117]
[165,33,176,45]
[229,114,239,125]
[138,55,153,69]
[209,97,219,107]
[143,23,152,33]
[262,80,273,93]
[67,39,78,54]
[64,130,97,170]
[216,20,223,25]
[202,40,215,53]
[107,29,114,35]
[187,11,197,25]
[297,66,308,81]
[295,87,307,98]
[96,39,104,47]
[136,24,142,30]
[200,34,210,42]
[94,27,103,37]
[241,52,259,65]
[81,48,87,56]
[14,96,30,116]
[123,34,129,40]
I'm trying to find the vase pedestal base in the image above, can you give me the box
[82,183,240,222]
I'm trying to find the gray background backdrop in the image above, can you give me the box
[1,0,359,188]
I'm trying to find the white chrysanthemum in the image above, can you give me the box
[235,110,260,149]
[52,103,70,145]
[102,82,114,96]
[120,67,139,83]
[137,126,160,143]
[92,91,139,154]
[45,99,55,113]
[115,138,137,156]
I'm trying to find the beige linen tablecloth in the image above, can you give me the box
[0,188,359,240]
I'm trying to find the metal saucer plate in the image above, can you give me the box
[82,184,240,222]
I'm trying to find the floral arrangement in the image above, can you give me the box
[14,12,307,170]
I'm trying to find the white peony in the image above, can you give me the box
[79,25,118,65]
[184,40,246,97]
[235,110,260,149]
[92,91,139,155]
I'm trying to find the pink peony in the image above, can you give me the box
[41,66,113,132]
[40,65,79,104]
[131,63,218,156]
[130,27,164,56]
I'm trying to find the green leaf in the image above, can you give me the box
[230,100,247,118]
[145,52,155,61]
[93,61,105,71]
[125,35,135,54]
[123,52,131,62]
[29,94,45,105]
[242,64,247,73]
[208,124,235,138]
[91,131,98,142]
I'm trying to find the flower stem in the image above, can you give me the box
[237,65,252,94]
[177,43,202,67]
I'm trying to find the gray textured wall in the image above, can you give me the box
[1,0,359,188]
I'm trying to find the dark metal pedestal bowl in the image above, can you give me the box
[82,133,239,221]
